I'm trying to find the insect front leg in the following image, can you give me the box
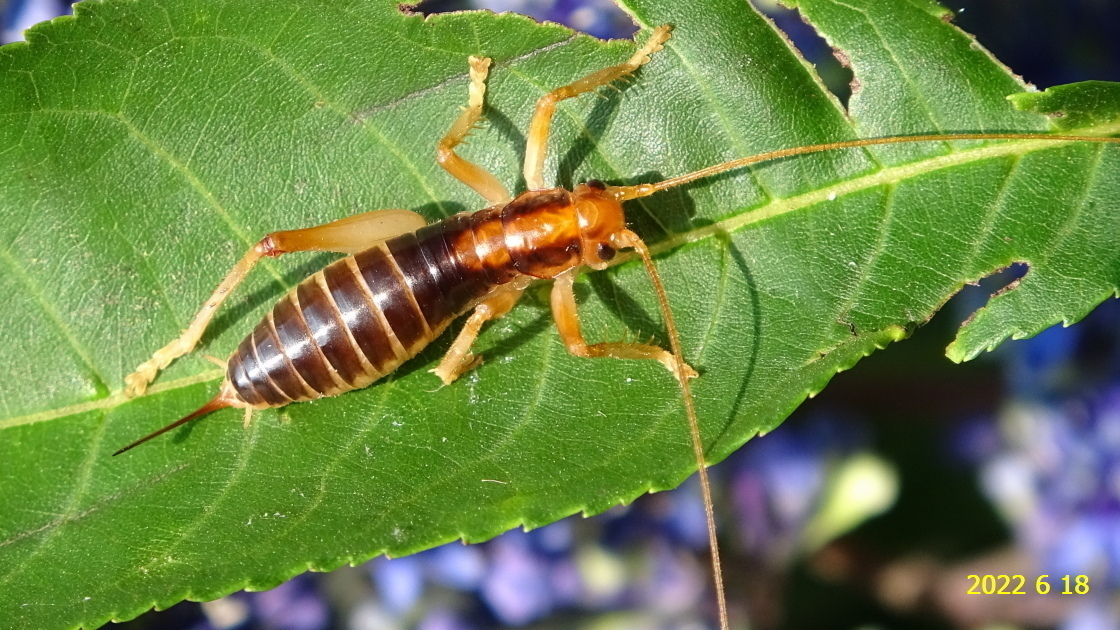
[548,269,697,378]
[436,56,511,205]
[522,25,673,190]
[124,208,428,397]
[431,281,529,386]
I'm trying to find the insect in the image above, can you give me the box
[113,23,1120,630]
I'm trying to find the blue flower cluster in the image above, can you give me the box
[362,502,710,627]
[0,0,69,43]
[173,407,867,629]
[468,0,637,40]
[952,299,1120,629]
[347,413,866,629]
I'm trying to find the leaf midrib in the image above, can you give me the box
[5,130,1113,430]
[655,129,1120,252]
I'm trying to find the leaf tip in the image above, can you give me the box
[943,341,970,364]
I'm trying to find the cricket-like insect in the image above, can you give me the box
[115,24,1120,629]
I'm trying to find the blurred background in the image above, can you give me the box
[4,0,1120,628]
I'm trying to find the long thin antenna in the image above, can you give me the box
[610,133,1120,200]
[602,129,1117,627]
[617,229,729,630]
[113,386,239,456]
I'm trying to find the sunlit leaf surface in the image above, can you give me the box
[0,0,1117,626]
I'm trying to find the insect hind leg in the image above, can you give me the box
[125,241,269,397]
[522,25,672,190]
[124,208,427,397]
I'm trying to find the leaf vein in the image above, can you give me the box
[0,240,109,397]
[361,332,556,539]
[110,112,288,286]
[958,154,1022,276]
[118,421,261,592]
[831,183,897,328]
[1037,144,1105,270]
[830,0,948,134]
[4,137,1114,426]
[264,381,397,547]
[0,410,109,587]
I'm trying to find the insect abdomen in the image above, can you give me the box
[225,214,510,406]
[224,188,586,407]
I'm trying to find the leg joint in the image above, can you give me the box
[435,142,455,166]
[258,236,281,257]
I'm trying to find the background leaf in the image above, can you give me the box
[0,0,1117,627]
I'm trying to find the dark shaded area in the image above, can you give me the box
[410,0,472,16]
[759,1,854,106]
[781,298,1008,630]
[952,0,1120,87]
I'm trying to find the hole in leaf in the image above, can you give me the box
[411,0,639,40]
[950,0,1120,87]
[952,262,1029,329]
[749,0,854,107]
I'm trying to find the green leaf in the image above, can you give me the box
[1009,81,1120,133]
[0,0,1117,627]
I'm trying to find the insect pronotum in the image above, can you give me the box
[115,24,1120,629]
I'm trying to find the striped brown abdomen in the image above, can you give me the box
[222,191,579,407]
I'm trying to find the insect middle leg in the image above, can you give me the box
[436,56,511,205]
[522,25,673,190]
[549,269,697,378]
[431,280,530,386]
[124,208,428,397]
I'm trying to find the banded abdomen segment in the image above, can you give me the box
[225,215,509,407]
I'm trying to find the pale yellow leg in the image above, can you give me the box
[124,208,429,397]
[549,268,697,378]
[436,56,511,205]
[125,242,266,397]
[431,283,527,385]
[267,209,427,255]
[523,25,673,190]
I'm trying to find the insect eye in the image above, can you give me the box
[586,179,606,190]
[597,243,616,261]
